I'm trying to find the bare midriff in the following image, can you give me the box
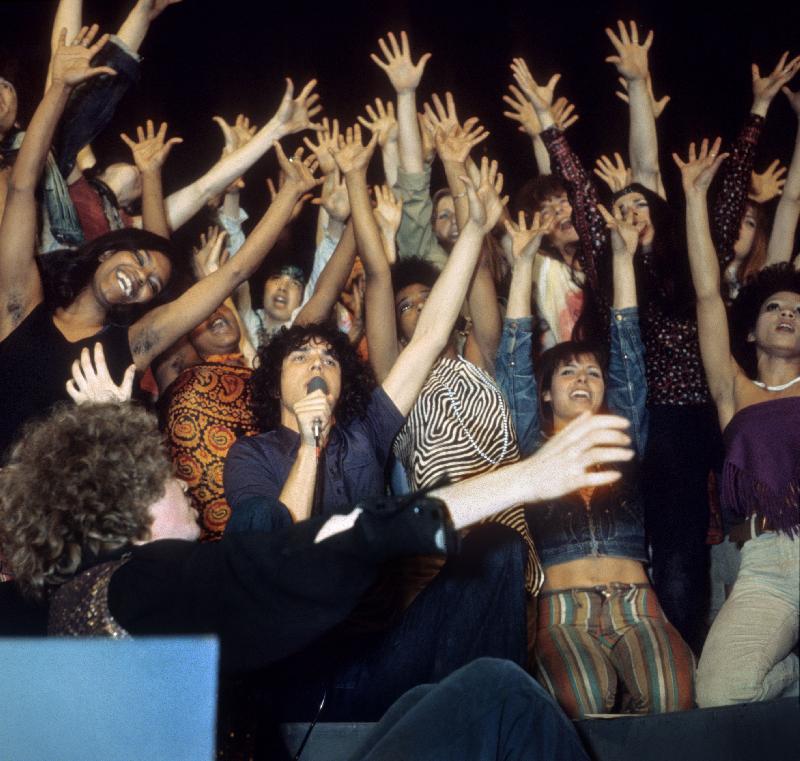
[541,555,649,592]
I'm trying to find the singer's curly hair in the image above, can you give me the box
[250,321,376,432]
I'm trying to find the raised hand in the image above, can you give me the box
[66,343,135,404]
[510,57,561,114]
[120,120,182,174]
[417,112,437,165]
[329,124,379,176]
[357,98,398,147]
[616,76,670,118]
[422,91,463,135]
[552,97,580,131]
[303,117,340,176]
[213,113,257,155]
[749,160,787,204]
[192,226,229,278]
[462,156,507,233]
[267,173,312,222]
[312,167,350,222]
[434,121,489,164]
[50,26,116,88]
[502,83,543,136]
[672,137,730,196]
[273,78,324,136]
[605,19,652,82]
[594,152,632,192]
[370,31,432,94]
[503,210,555,262]
[373,184,402,262]
[274,143,323,196]
[597,203,639,256]
[752,53,800,114]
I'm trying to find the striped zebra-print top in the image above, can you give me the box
[394,355,543,594]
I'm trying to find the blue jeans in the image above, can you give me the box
[351,658,590,761]
[697,531,799,706]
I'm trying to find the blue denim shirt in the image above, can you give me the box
[495,308,649,567]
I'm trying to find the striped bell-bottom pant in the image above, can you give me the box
[534,583,695,718]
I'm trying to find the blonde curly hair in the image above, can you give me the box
[0,403,172,599]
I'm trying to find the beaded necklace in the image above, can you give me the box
[437,356,511,466]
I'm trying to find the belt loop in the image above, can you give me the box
[750,513,758,541]
[571,588,582,609]
[625,583,637,603]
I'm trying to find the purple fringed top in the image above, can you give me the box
[722,397,800,537]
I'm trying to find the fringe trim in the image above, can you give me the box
[722,461,800,538]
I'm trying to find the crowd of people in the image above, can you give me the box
[0,2,798,758]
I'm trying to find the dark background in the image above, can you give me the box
[2,0,799,267]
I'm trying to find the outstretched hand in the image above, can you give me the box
[213,114,257,155]
[273,78,324,136]
[434,120,489,165]
[373,184,402,261]
[370,31,431,94]
[522,412,633,497]
[605,19,652,82]
[312,167,350,222]
[752,52,800,113]
[274,143,323,196]
[597,203,639,256]
[328,124,379,176]
[503,210,555,262]
[749,160,787,204]
[66,343,135,404]
[510,57,561,115]
[594,152,632,193]
[50,25,116,88]
[461,156,508,233]
[303,117,341,176]
[120,120,182,174]
[357,99,398,148]
[192,226,229,278]
[672,137,729,195]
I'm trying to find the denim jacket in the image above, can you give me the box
[495,308,649,567]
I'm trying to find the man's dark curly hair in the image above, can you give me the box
[391,256,440,295]
[730,263,800,376]
[0,403,171,600]
[250,321,376,432]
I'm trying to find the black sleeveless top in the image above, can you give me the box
[0,302,134,458]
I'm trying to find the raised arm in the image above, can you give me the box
[116,0,183,53]
[295,221,357,326]
[357,98,400,187]
[606,20,664,197]
[496,211,554,455]
[674,138,741,428]
[120,120,182,237]
[511,57,605,292]
[370,31,431,175]
[331,124,399,381]
[767,88,800,267]
[0,27,114,342]
[128,144,322,369]
[382,157,506,415]
[164,79,322,230]
[713,53,799,264]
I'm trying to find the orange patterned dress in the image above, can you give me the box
[164,357,259,540]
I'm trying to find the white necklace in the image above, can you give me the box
[437,356,511,467]
[753,374,800,392]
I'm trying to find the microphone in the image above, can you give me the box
[307,376,329,447]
